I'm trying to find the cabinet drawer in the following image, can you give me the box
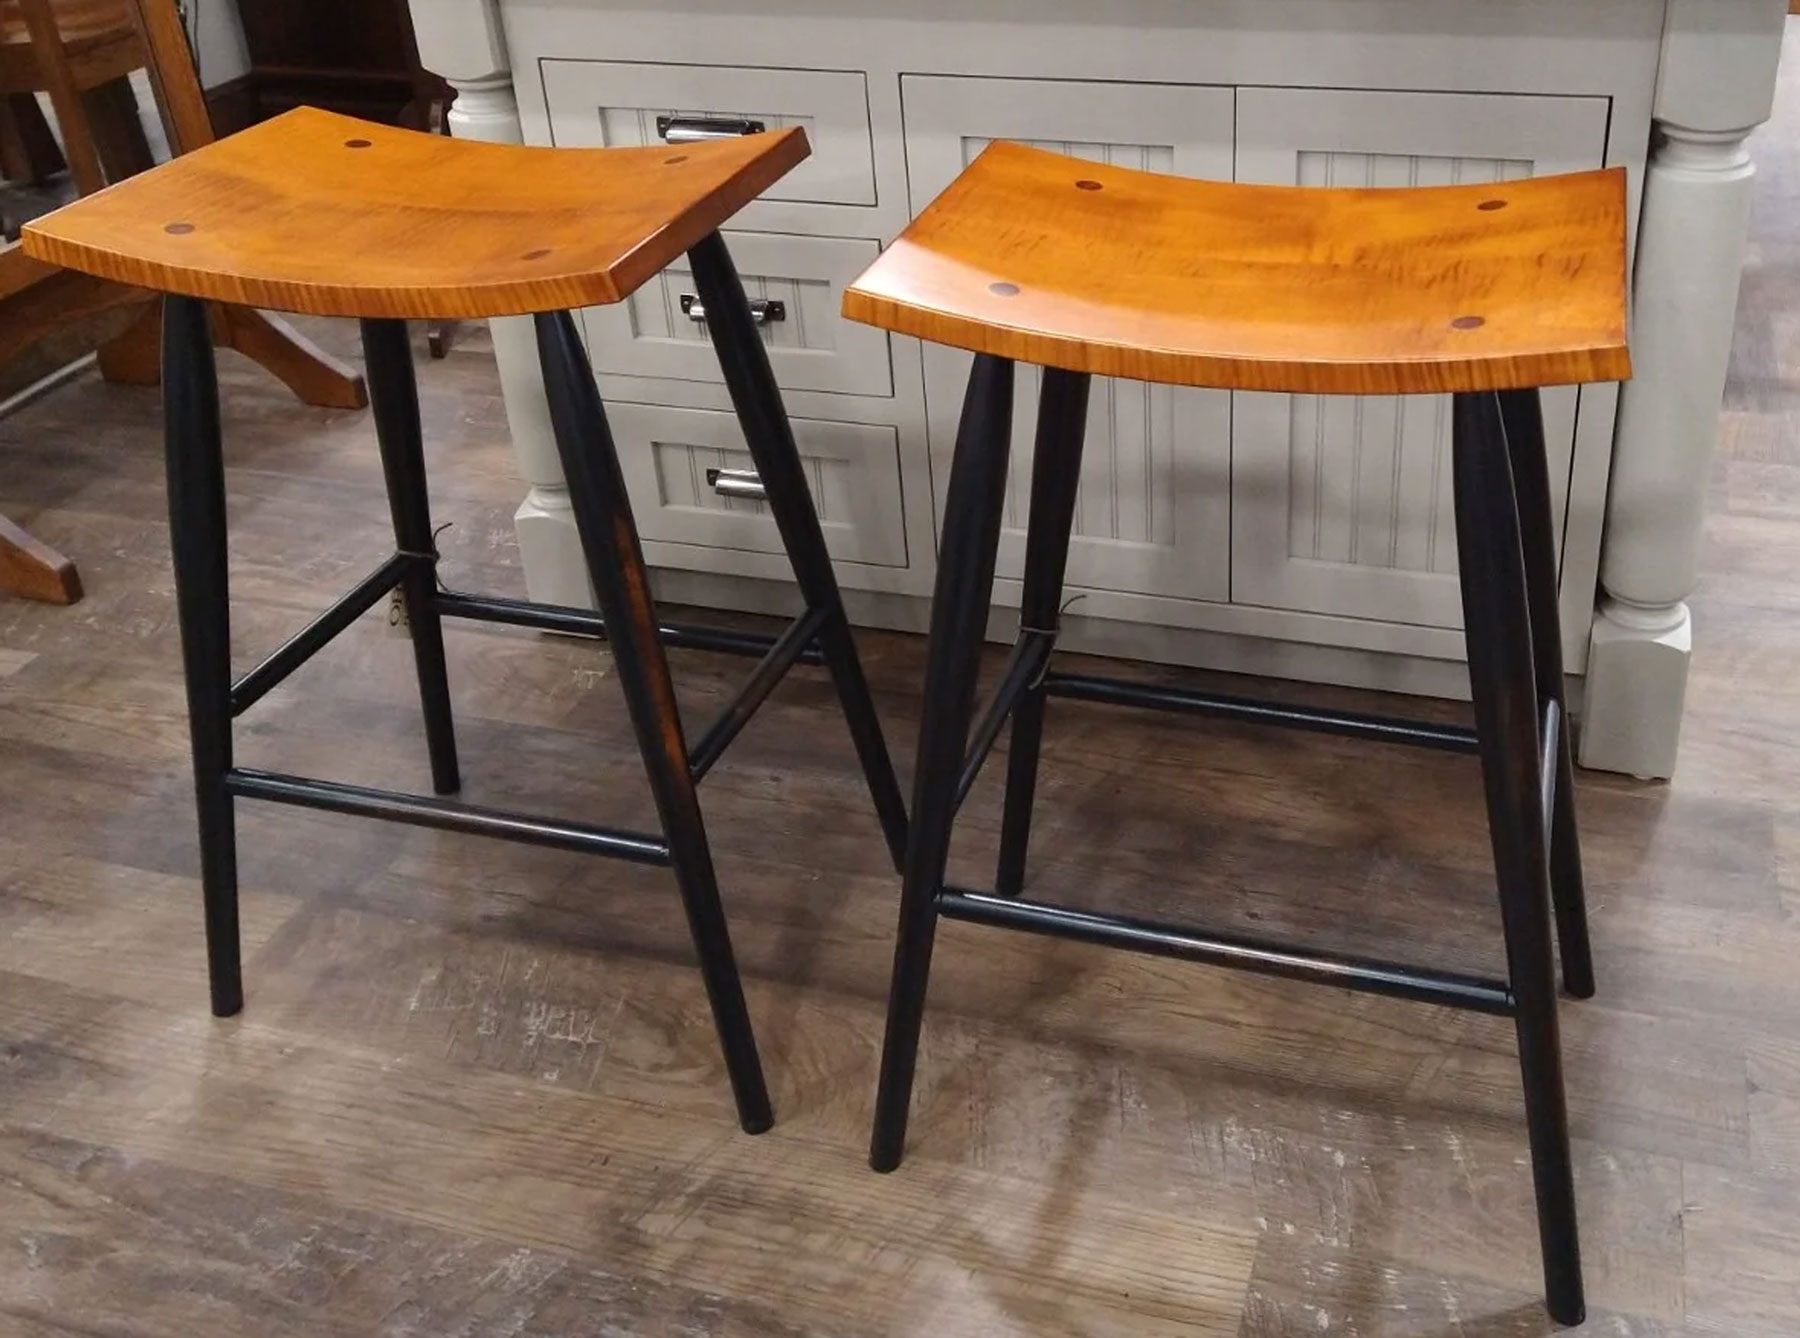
[542,59,876,207]
[582,232,892,398]
[609,404,907,569]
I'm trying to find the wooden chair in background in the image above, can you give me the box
[0,93,65,194]
[0,0,370,603]
[1,0,154,191]
[85,0,370,409]
[0,0,150,603]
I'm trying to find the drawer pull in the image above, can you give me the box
[657,114,767,143]
[680,294,785,326]
[706,468,767,502]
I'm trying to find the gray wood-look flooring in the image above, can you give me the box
[3,29,1800,1338]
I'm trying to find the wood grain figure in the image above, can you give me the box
[843,141,1632,395]
[21,106,814,320]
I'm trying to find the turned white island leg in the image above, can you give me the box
[1580,0,1786,779]
[408,0,592,607]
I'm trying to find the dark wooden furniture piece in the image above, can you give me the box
[91,0,368,410]
[843,141,1631,1328]
[22,108,908,1129]
[0,0,149,191]
[0,91,64,184]
[0,0,369,413]
[0,508,80,600]
[0,0,375,602]
[226,0,449,132]
[0,0,151,602]
[222,0,460,355]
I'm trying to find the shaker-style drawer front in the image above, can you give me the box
[541,59,876,207]
[582,232,892,398]
[609,404,908,569]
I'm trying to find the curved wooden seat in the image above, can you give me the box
[21,106,811,320]
[842,141,1631,395]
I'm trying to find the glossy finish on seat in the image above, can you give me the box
[842,141,1631,395]
[21,106,811,319]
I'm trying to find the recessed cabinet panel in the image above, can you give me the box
[902,75,1236,602]
[1231,87,1611,628]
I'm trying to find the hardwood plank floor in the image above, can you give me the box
[6,32,1800,1338]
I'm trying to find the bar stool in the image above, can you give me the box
[21,106,910,1135]
[842,142,1628,1326]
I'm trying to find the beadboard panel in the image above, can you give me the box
[904,74,1235,601]
[1232,87,1611,628]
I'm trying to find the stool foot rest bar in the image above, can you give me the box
[225,767,672,865]
[936,887,1516,1015]
[232,588,830,794]
[1040,672,1480,754]
[229,553,416,715]
[432,589,828,665]
[232,562,829,735]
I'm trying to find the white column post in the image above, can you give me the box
[407,0,591,607]
[1580,0,1786,778]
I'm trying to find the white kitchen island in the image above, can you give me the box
[405,0,1787,778]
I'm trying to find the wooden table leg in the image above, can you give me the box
[85,75,156,181]
[0,512,82,604]
[98,300,371,410]
[95,298,162,385]
[223,307,369,410]
[427,321,460,358]
[0,93,66,184]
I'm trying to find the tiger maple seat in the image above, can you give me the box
[23,104,812,318]
[842,139,1630,395]
[843,140,1632,1330]
[19,109,909,1140]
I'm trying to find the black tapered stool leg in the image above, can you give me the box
[362,318,460,797]
[163,294,243,1017]
[996,369,1091,896]
[1498,389,1595,1000]
[871,353,1015,1172]
[1454,391,1584,1327]
[687,231,910,871]
[534,309,772,1134]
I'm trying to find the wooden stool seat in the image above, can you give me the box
[843,140,1631,395]
[22,106,811,320]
